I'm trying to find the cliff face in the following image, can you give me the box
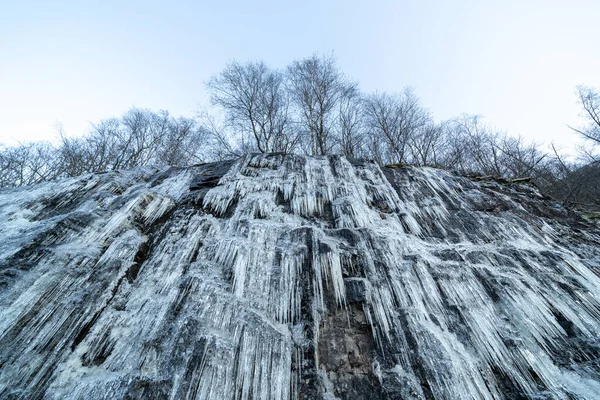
[1,154,600,399]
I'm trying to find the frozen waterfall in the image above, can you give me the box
[1,153,600,399]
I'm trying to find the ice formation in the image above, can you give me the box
[1,153,600,399]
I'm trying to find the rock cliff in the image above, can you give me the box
[1,154,600,399]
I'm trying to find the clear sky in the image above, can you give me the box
[1,0,599,154]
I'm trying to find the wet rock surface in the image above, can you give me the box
[1,154,600,399]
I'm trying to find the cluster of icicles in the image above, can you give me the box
[0,153,599,399]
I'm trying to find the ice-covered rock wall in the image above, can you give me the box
[1,153,600,399]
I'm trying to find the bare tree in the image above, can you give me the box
[570,85,600,161]
[439,115,502,175]
[459,115,502,176]
[496,135,546,178]
[1,107,208,188]
[536,150,600,209]
[363,88,430,165]
[286,53,351,155]
[56,108,207,178]
[196,110,245,161]
[156,116,204,166]
[337,85,365,157]
[57,118,123,175]
[207,61,293,153]
[0,142,60,188]
[437,115,549,180]
[409,122,445,166]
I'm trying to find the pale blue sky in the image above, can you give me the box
[1,0,599,154]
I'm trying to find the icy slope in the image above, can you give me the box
[1,154,600,399]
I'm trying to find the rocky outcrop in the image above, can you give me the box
[1,154,600,399]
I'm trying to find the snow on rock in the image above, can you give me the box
[1,154,600,399]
